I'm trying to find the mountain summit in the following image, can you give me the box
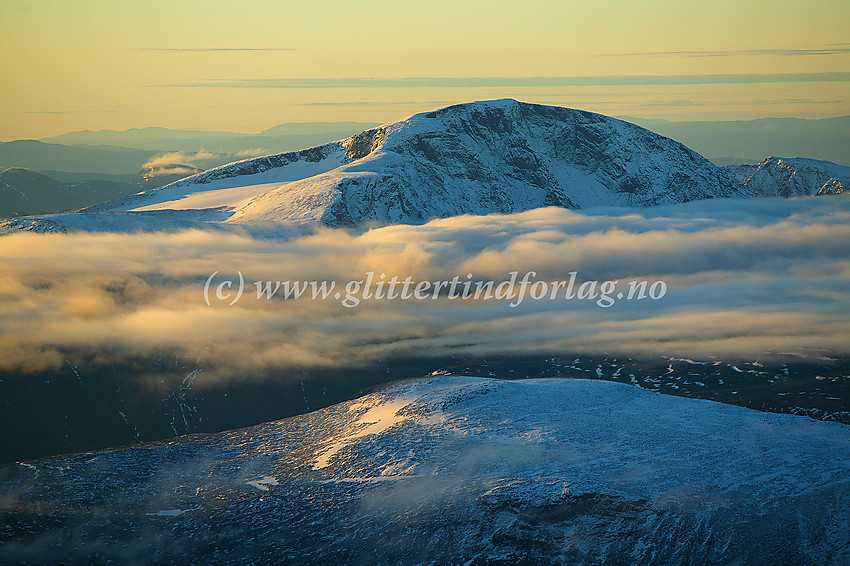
[6,100,754,231]
[728,156,849,197]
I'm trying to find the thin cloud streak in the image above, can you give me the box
[603,47,850,57]
[158,73,850,89]
[19,110,121,114]
[634,98,843,108]
[130,47,297,52]
[298,101,457,107]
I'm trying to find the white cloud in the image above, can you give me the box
[1,196,848,383]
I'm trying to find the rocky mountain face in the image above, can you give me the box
[726,156,849,197]
[132,163,204,190]
[204,99,752,226]
[43,99,751,230]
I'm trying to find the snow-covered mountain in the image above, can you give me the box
[2,100,752,232]
[727,156,849,197]
[221,99,748,225]
[2,376,847,564]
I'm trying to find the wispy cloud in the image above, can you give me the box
[298,100,457,107]
[19,110,120,114]
[299,97,844,111]
[604,47,850,57]
[634,98,843,108]
[130,47,296,52]
[19,111,82,115]
[158,73,850,89]
[141,149,267,172]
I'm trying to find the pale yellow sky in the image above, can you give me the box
[1,0,848,139]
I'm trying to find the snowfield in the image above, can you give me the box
[2,376,848,564]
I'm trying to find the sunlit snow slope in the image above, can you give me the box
[3,99,753,232]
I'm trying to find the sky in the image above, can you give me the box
[1,0,849,139]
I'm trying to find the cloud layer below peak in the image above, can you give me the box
[1,196,848,383]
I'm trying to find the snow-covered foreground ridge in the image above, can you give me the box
[3,99,758,233]
[3,376,848,564]
[308,377,850,502]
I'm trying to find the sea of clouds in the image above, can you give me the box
[1,195,849,385]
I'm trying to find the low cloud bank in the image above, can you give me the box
[1,196,848,384]
[141,149,268,175]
